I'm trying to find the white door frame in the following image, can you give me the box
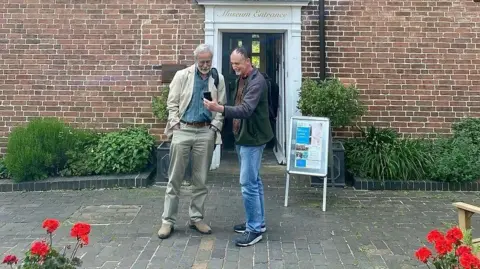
[274,33,287,165]
[200,1,308,169]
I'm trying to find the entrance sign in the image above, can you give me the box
[284,116,330,211]
[218,10,289,19]
[213,7,292,24]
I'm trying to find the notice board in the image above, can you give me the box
[286,116,330,177]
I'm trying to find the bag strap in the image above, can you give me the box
[211,67,219,88]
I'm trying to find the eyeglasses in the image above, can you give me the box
[198,60,212,66]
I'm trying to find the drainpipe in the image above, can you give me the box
[318,0,326,80]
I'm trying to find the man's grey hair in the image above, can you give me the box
[194,44,213,59]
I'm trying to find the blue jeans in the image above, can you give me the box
[236,144,266,233]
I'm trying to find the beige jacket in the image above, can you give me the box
[164,64,226,145]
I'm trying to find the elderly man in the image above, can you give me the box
[158,44,226,239]
[203,46,273,247]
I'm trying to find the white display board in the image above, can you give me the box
[284,116,330,211]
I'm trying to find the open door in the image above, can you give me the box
[273,34,286,164]
[221,33,253,150]
[221,32,287,164]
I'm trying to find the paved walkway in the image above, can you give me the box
[0,151,478,269]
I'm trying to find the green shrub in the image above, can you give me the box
[423,118,480,182]
[0,158,10,179]
[60,129,102,177]
[298,78,365,127]
[152,86,169,121]
[452,118,480,144]
[61,127,157,177]
[421,118,480,182]
[90,127,155,174]
[425,137,480,182]
[346,119,480,182]
[4,126,46,181]
[4,118,75,182]
[345,126,433,181]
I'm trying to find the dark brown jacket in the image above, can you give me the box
[224,69,274,146]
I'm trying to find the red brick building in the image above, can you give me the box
[1,0,480,165]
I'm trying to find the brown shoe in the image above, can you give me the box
[158,223,174,239]
[189,220,212,234]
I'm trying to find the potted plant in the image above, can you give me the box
[152,86,192,185]
[414,226,480,268]
[297,77,365,187]
[152,86,169,123]
[2,218,91,268]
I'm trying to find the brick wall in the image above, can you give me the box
[2,0,480,154]
[0,0,204,154]
[301,1,322,78]
[303,0,480,137]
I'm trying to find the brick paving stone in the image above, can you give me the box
[1,156,480,268]
[207,259,224,269]
[222,261,238,269]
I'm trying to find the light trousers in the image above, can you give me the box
[162,125,216,224]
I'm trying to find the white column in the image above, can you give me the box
[285,7,303,127]
[205,6,221,171]
[204,6,215,56]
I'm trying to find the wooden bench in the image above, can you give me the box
[453,202,480,244]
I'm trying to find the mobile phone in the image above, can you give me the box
[203,91,212,101]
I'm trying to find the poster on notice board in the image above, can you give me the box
[294,121,324,169]
[287,116,329,177]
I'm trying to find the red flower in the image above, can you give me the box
[459,252,480,269]
[30,241,49,257]
[2,254,18,265]
[80,235,89,245]
[70,222,91,238]
[427,229,444,244]
[433,237,453,256]
[415,246,432,263]
[446,227,463,245]
[457,246,472,257]
[42,218,60,234]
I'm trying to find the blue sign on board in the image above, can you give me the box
[295,126,310,144]
[295,159,306,168]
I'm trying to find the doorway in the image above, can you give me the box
[220,32,286,163]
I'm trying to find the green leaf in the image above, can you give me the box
[152,87,170,121]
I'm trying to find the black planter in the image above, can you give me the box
[311,141,346,188]
[353,177,480,191]
[155,141,192,185]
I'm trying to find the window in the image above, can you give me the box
[251,34,261,69]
